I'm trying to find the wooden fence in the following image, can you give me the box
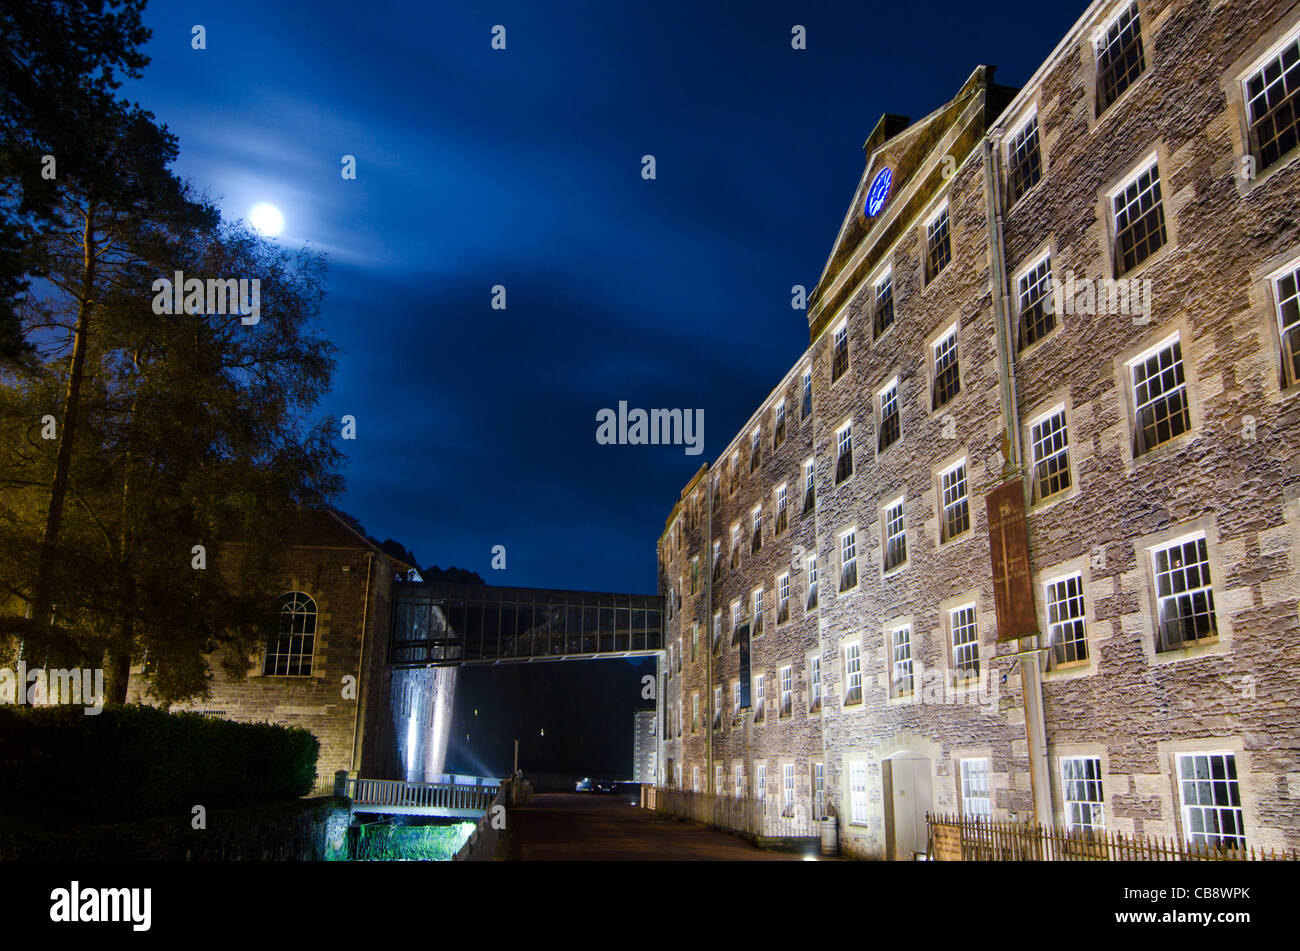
[928,813,1297,861]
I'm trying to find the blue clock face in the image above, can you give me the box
[865,167,894,218]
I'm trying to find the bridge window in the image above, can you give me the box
[264,591,317,676]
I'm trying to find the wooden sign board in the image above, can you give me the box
[737,622,751,708]
[930,821,963,861]
[986,479,1037,641]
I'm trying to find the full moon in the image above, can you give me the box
[249,202,285,237]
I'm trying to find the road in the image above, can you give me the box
[504,793,825,860]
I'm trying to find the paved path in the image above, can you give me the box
[504,793,824,860]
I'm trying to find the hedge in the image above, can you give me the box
[0,704,319,823]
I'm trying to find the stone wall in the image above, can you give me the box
[658,0,1300,857]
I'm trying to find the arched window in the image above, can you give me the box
[264,592,317,676]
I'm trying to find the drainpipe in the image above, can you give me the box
[349,552,375,774]
[704,471,713,795]
[983,131,1052,828]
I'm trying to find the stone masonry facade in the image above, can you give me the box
[127,510,456,785]
[657,0,1300,859]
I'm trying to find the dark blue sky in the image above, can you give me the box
[126,1,1085,594]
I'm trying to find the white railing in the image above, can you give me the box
[651,787,818,839]
[349,778,500,814]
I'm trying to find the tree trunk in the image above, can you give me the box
[104,630,132,708]
[28,210,95,664]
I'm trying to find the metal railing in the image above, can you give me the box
[349,778,499,814]
[928,813,1298,862]
[652,787,818,839]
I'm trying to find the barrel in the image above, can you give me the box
[820,816,838,856]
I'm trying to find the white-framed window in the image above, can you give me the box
[849,761,869,824]
[802,458,816,514]
[754,673,766,721]
[713,687,723,730]
[712,539,722,581]
[1270,256,1300,388]
[1016,252,1054,350]
[882,498,907,572]
[925,202,952,280]
[1061,756,1105,833]
[777,573,790,624]
[813,762,825,819]
[801,366,813,419]
[1244,27,1300,174]
[950,604,979,681]
[931,325,960,409]
[729,451,740,495]
[960,758,992,818]
[750,427,762,472]
[835,420,854,484]
[264,591,318,676]
[730,523,741,568]
[873,267,895,337]
[1128,333,1190,456]
[732,600,743,636]
[1028,405,1072,503]
[752,587,764,635]
[734,763,745,799]
[939,460,970,542]
[711,612,721,653]
[751,505,762,553]
[755,762,767,801]
[691,622,699,662]
[773,399,787,448]
[890,625,913,698]
[843,642,862,705]
[716,764,724,794]
[779,665,793,716]
[831,319,849,382]
[877,378,900,452]
[1095,2,1145,115]
[692,693,699,732]
[1007,110,1042,204]
[693,765,701,793]
[732,680,741,715]
[689,556,699,595]
[775,483,788,536]
[1151,532,1218,651]
[1177,752,1245,851]
[806,554,819,609]
[783,763,796,807]
[1112,156,1166,275]
[1045,572,1088,666]
[839,529,858,590]
[809,655,822,710]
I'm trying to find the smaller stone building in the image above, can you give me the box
[126,509,456,784]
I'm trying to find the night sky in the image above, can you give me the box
[121,2,1085,777]
[124,1,1086,596]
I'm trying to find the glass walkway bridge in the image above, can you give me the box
[388,580,664,667]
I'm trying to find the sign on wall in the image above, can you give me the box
[986,479,1037,641]
[737,622,751,709]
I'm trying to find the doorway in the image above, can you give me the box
[883,753,932,860]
